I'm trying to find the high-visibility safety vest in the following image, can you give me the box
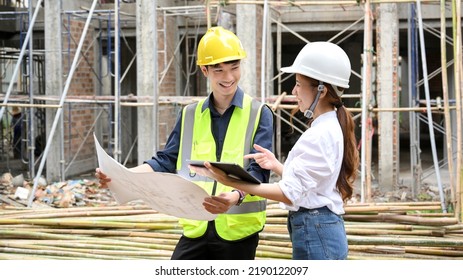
[176,94,267,241]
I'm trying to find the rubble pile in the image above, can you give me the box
[0,172,117,208]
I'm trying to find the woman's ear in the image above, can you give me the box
[320,84,329,98]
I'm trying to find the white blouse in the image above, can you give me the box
[278,110,345,214]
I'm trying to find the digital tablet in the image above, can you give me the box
[187,160,261,184]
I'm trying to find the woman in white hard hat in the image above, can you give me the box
[191,41,359,260]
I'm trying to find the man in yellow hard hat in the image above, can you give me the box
[96,26,273,259]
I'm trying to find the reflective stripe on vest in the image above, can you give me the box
[176,94,267,241]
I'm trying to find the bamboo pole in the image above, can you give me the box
[0,247,128,260]
[271,91,287,111]
[406,212,455,218]
[344,214,459,226]
[0,241,163,255]
[347,201,442,206]
[453,0,463,223]
[0,209,166,220]
[0,204,152,213]
[345,223,416,230]
[0,103,60,109]
[347,234,463,247]
[349,245,406,254]
[0,203,462,260]
[0,227,182,239]
[0,253,61,260]
[440,0,455,215]
[403,246,463,257]
[348,252,461,260]
[0,219,182,230]
[346,228,445,237]
[345,205,442,213]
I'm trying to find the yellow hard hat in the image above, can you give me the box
[196,26,247,66]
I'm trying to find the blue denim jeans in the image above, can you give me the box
[287,206,348,260]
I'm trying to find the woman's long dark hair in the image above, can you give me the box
[326,84,359,202]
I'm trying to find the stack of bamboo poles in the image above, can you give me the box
[344,201,463,259]
[0,201,462,260]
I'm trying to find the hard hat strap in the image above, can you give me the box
[303,82,324,120]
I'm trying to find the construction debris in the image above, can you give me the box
[0,172,117,208]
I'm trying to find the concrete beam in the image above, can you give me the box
[236,4,257,98]
[44,0,63,182]
[377,3,400,190]
[136,0,157,165]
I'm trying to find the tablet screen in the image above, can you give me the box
[186,160,261,184]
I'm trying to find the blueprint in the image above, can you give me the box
[94,135,217,221]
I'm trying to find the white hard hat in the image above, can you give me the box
[281,42,351,92]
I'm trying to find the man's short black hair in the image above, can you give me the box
[207,59,240,68]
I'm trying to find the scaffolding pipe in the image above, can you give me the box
[206,0,211,29]
[123,135,138,166]
[271,18,309,44]
[0,103,60,109]
[360,0,373,202]
[276,15,282,162]
[64,109,103,175]
[408,3,420,196]
[153,0,159,153]
[120,52,137,83]
[416,0,446,212]
[27,0,36,178]
[440,0,455,209]
[328,16,364,44]
[114,0,121,162]
[159,32,186,86]
[0,0,43,123]
[416,59,455,87]
[27,0,99,208]
[260,0,269,103]
[452,0,462,221]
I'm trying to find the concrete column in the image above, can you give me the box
[136,0,157,164]
[236,4,257,97]
[44,0,63,181]
[377,4,400,190]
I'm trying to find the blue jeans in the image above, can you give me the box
[287,206,348,260]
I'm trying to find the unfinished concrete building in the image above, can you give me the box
[0,0,462,216]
